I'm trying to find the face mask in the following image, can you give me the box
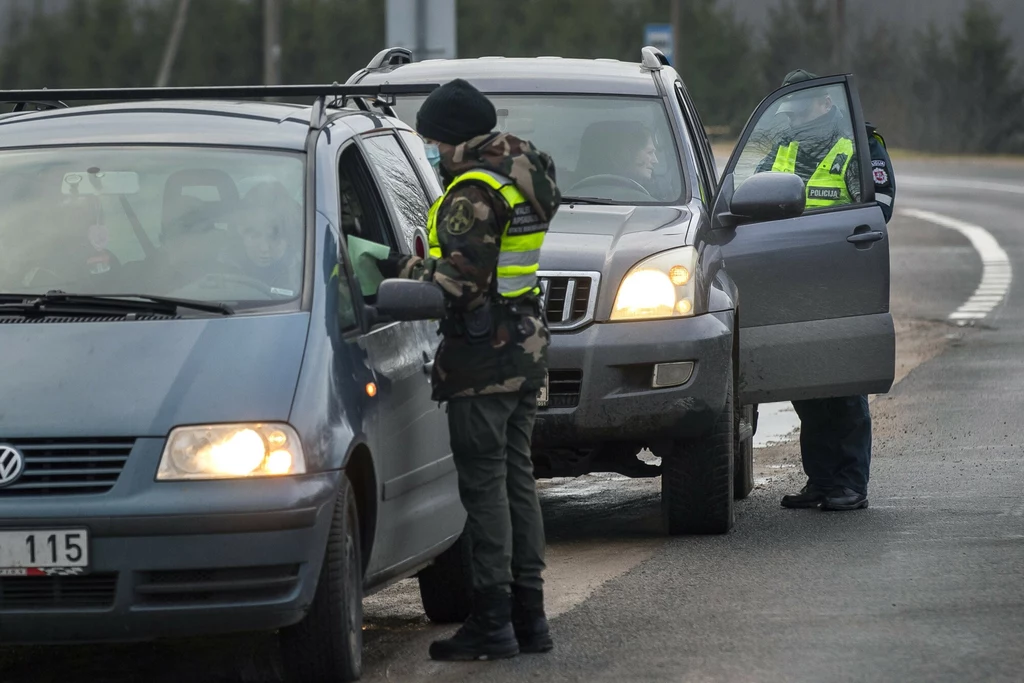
[424,142,442,169]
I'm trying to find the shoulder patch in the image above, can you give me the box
[442,196,476,236]
[873,167,889,186]
[872,159,886,168]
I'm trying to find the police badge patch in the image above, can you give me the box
[873,167,889,185]
[442,196,475,235]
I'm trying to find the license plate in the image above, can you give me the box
[537,373,549,408]
[0,529,90,576]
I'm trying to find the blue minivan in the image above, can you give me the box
[0,84,470,682]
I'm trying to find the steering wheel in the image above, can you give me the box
[568,174,653,198]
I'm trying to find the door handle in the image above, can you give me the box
[847,231,884,244]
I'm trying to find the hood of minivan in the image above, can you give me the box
[538,204,692,272]
[0,313,311,438]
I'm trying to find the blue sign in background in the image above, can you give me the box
[643,23,674,64]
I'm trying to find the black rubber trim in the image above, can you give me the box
[0,507,319,537]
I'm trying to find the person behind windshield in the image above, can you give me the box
[223,183,302,295]
[575,121,660,195]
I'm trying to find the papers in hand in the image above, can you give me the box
[346,235,392,297]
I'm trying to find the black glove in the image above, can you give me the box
[374,250,405,279]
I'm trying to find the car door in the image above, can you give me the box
[713,75,894,404]
[354,130,463,563]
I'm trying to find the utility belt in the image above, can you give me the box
[440,295,543,344]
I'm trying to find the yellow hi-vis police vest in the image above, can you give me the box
[426,169,548,299]
[771,137,855,208]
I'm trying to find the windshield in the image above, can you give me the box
[0,147,305,311]
[393,94,684,206]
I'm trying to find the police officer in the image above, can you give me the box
[375,78,561,661]
[760,69,896,512]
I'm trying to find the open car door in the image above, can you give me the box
[711,74,895,404]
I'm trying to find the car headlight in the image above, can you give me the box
[610,247,700,321]
[157,423,306,480]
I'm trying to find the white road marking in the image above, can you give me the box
[900,208,1012,323]
[898,176,1024,196]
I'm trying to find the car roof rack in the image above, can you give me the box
[0,83,439,129]
[366,47,414,70]
[640,46,669,71]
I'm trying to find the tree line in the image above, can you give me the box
[1,0,1021,154]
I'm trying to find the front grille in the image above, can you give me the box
[0,573,118,610]
[0,438,135,497]
[135,564,301,606]
[546,370,583,408]
[538,271,601,331]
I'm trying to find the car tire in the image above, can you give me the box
[417,529,473,624]
[279,476,362,683]
[661,365,735,535]
[734,403,755,500]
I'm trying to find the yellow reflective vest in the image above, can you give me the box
[426,169,548,299]
[771,137,855,209]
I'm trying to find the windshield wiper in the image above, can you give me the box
[0,291,234,316]
[560,196,618,206]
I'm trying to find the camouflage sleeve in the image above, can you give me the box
[396,184,506,312]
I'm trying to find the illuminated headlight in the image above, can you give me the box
[157,423,306,480]
[611,247,700,321]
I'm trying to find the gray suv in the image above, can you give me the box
[350,47,895,535]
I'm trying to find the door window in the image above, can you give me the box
[361,133,432,252]
[398,130,444,203]
[675,82,717,204]
[730,82,861,211]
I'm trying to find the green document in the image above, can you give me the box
[347,235,392,296]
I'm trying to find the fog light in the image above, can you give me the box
[652,361,694,389]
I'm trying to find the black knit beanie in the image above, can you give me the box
[416,78,497,145]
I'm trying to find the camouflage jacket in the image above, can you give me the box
[394,132,561,401]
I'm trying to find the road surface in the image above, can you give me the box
[3,156,1023,682]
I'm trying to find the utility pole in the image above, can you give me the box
[833,0,847,73]
[155,0,191,87]
[264,0,282,85]
[670,0,681,67]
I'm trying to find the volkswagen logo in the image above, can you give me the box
[0,445,25,488]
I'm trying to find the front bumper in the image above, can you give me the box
[533,311,733,447]
[0,438,340,644]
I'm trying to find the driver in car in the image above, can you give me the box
[574,121,664,197]
[222,182,302,296]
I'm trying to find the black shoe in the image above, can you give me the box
[429,587,520,661]
[511,586,553,654]
[821,487,869,511]
[781,483,828,509]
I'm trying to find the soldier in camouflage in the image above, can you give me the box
[375,78,560,662]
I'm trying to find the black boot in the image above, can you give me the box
[781,483,829,509]
[429,587,520,662]
[511,585,553,654]
[821,487,869,511]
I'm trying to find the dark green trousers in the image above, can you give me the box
[447,388,546,593]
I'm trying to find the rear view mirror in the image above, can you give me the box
[62,170,140,196]
[730,172,806,225]
[373,279,445,322]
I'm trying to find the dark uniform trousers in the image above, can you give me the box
[792,395,872,495]
[447,388,546,592]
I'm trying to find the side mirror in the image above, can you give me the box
[730,172,806,225]
[372,278,445,322]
